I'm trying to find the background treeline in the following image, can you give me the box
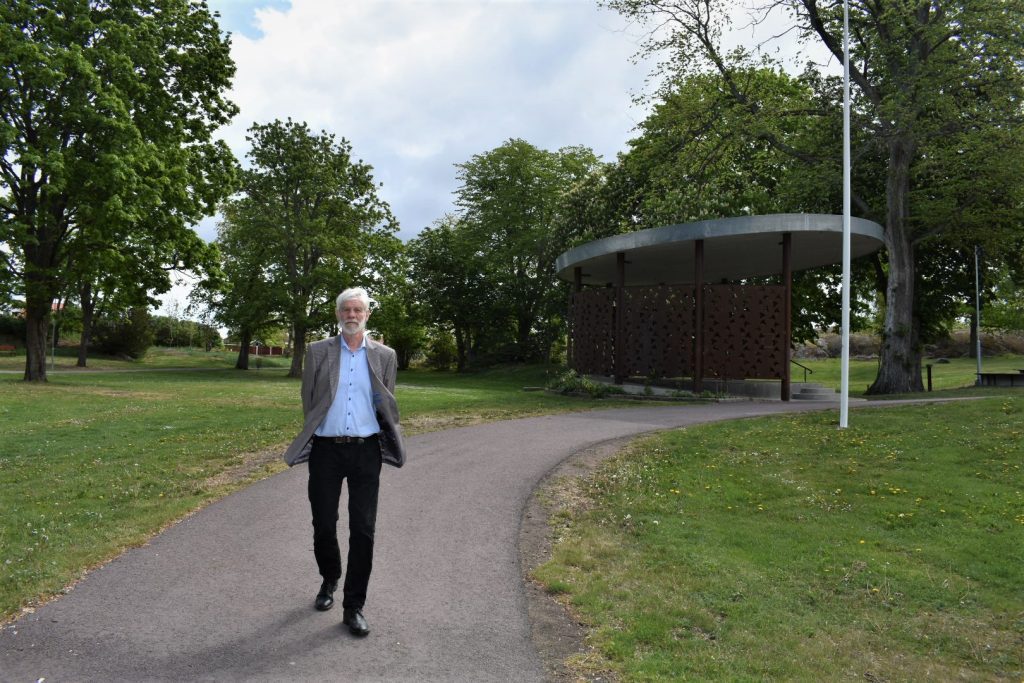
[3,1,1023,392]
[0,310,222,359]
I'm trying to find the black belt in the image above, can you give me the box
[314,434,377,445]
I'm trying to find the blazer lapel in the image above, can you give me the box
[327,335,340,402]
[364,338,383,384]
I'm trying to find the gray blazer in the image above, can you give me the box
[283,335,406,468]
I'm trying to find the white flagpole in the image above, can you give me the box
[975,245,982,382]
[840,0,852,428]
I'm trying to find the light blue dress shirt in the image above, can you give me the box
[314,336,381,438]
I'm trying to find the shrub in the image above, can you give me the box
[424,330,457,370]
[0,314,26,345]
[546,370,626,398]
[92,308,153,359]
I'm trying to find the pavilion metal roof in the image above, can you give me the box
[555,213,885,286]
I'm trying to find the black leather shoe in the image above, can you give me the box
[343,608,370,636]
[315,580,337,611]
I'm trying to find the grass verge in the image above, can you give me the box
[0,346,291,372]
[533,397,1024,681]
[0,363,632,622]
[794,354,1024,395]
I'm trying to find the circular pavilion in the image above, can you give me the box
[555,213,885,400]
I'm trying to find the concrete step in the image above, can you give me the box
[792,383,838,400]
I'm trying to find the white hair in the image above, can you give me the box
[335,287,375,311]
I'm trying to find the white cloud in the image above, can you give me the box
[201,1,828,244]
[207,0,653,241]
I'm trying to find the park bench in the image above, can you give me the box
[0,344,16,355]
[977,370,1024,388]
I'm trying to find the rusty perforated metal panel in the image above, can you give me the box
[702,285,786,380]
[568,288,616,376]
[619,286,696,378]
[569,284,785,381]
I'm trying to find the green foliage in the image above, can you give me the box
[190,201,284,365]
[150,315,222,349]
[535,398,1024,679]
[456,140,602,363]
[365,252,426,370]
[546,370,626,398]
[409,140,602,370]
[611,69,820,228]
[982,266,1024,333]
[207,119,397,376]
[0,0,238,380]
[601,0,1024,394]
[423,328,458,370]
[407,215,493,370]
[91,307,154,359]
[0,314,26,344]
[568,69,878,342]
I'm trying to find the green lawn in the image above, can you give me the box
[0,346,291,372]
[795,354,1023,395]
[0,362,628,621]
[533,397,1024,681]
[3,348,1022,680]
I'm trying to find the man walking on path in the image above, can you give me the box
[283,287,406,636]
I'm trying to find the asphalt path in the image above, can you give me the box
[2,400,855,682]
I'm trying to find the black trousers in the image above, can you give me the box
[307,435,381,610]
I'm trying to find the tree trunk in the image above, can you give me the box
[78,282,95,367]
[516,315,532,362]
[23,295,50,382]
[455,326,467,372]
[289,324,307,377]
[868,136,923,394]
[235,328,252,370]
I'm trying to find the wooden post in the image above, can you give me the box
[614,252,626,384]
[782,232,792,401]
[693,239,704,395]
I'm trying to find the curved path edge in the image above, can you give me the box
[1,399,972,682]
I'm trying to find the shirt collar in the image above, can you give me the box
[339,333,368,352]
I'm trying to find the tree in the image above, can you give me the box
[604,0,1024,393]
[232,119,396,377]
[560,69,878,342]
[363,247,425,371]
[407,216,492,371]
[192,198,284,370]
[1,0,237,381]
[70,227,217,367]
[91,306,153,359]
[594,67,848,234]
[983,267,1024,334]
[454,139,603,362]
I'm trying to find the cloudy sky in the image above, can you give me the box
[199,0,834,239]
[163,0,831,315]
[199,0,658,244]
